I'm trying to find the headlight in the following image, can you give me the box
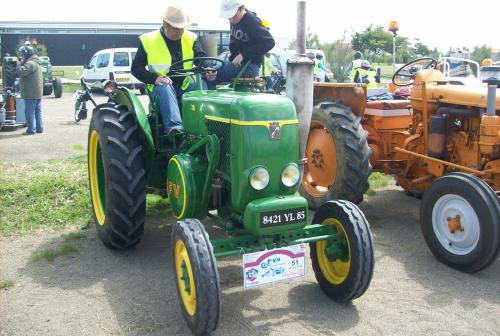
[281,164,300,187]
[103,80,117,94]
[249,166,270,190]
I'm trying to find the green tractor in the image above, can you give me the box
[39,56,63,98]
[81,57,374,335]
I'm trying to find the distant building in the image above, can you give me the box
[0,21,229,65]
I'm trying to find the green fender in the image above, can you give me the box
[114,88,155,153]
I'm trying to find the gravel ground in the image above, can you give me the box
[0,93,499,336]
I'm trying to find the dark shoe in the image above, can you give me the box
[23,131,35,135]
[166,127,184,136]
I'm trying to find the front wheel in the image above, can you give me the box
[171,218,221,336]
[420,173,500,272]
[310,200,374,302]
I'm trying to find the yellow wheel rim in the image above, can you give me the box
[175,240,197,316]
[89,130,105,225]
[316,218,351,285]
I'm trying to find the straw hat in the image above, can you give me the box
[162,5,192,28]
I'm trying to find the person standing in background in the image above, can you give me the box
[17,45,43,135]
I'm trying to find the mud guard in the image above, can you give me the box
[114,88,155,153]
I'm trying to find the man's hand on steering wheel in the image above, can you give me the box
[168,57,225,78]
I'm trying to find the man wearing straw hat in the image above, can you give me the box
[132,4,215,135]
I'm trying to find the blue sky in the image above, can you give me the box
[1,0,498,52]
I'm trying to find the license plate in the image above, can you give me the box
[116,77,129,82]
[243,244,306,288]
[260,207,306,227]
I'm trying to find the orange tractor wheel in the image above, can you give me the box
[300,101,372,209]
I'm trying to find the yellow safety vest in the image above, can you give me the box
[313,59,321,75]
[260,56,276,76]
[349,59,363,79]
[355,68,377,88]
[139,29,197,91]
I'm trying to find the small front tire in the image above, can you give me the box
[420,173,500,272]
[171,218,221,336]
[310,200,374,302]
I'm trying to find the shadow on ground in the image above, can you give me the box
[360,188,500,309]
[20,187,499,335]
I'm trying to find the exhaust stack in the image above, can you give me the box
[286,1,314,166]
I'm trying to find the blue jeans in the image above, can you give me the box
[24,99,43,133]
[266,73,284,90]
[152,81,195,133]
[207,61,260,90]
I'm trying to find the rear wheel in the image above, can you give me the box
[2,60,17,88]
[172,218,221,336]
[53,77,63,98]
[299,101,372,209]
[88,103,146,249]
[43,84,53,96]
[310,200,374,302]
[421,173,500,272]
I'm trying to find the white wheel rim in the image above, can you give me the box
[432,194,480,255]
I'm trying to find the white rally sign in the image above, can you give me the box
[243,244,306,288]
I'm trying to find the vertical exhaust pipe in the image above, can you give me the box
[286,1,314,169]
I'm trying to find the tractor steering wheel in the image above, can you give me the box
[392,57,438,87]
[168,57,225,77]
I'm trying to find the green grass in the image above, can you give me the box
[372,63,395,82]
[63,83,82,93]
[0,280,14,290]
[0,156,91,235]
[52,65,83,81]
[71,144,85,152]
[365,172,393,196]
[30,243,78,262]
[146,194,170,217]
[62,231,86,241]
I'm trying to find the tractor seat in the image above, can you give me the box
[365,100,411,116]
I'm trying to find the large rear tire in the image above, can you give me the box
[172,218,221,336]
[1,60,16,88]
[53,77,63,98]
[88,103,146,249]
[299,101,372,209]
[310,200,374,302]
[420,173,500,272]
[43,84,53,96]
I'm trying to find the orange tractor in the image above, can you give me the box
[300,57,500,272]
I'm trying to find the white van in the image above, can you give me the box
[81,48,145,93]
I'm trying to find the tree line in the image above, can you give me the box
[289,25,494,82]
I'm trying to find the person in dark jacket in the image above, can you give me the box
[16,45,43,135]
[131,5,216,135]
[207,0,275,88]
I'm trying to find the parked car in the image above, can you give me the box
[81,48,145,93]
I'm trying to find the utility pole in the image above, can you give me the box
[388,21,399,74]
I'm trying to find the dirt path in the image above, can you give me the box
[1,94,499,335]
[1,187,499,336]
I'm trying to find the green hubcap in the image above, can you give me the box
[180,260,191,295]
[324,236,349,262]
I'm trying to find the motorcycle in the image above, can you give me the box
[72,78,96,123]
